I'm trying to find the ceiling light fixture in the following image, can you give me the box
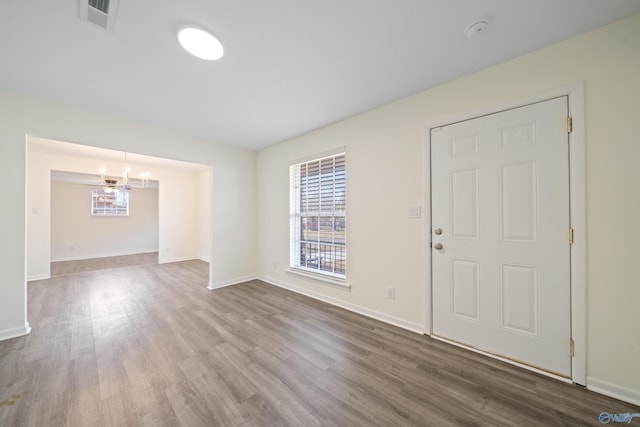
[177,26,224,60]
[99,153,151,193]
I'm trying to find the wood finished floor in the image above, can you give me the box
[2,260,638,426]
[50,252,158,277]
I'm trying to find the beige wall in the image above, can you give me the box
[51,182,159,261]
[0,91,256,341]
[257,14,640,401]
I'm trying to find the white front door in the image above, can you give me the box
[431,97,571,376]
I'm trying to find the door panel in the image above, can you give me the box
[451,169,479,239]
[451,258,480,320]
[501,263,538,335]
[431,97,571,376]
[500,161,537,242]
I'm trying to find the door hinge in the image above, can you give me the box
[570,339,575,357]
[569,228,574,245]
[567,116,573,133]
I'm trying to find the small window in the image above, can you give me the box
[91,189,129,216]
[290,152,346,279]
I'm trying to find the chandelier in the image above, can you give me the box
[99,153,150,193]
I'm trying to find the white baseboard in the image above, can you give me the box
[0,323,31,341]
[257,275,425,334]
[198,256,210,263]
[158,256,199,264]
[27,273,51,282]
[208,275,257,290]
[51,250,158,262]
[587,377,640,406]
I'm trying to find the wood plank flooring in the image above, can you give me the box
[2,260,638,426]
[50,252,158,277]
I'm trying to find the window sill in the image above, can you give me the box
[286,268,351,289]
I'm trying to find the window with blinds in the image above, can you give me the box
[290,152,346,279]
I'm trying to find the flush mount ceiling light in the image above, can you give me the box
[177,26,224,60]
[464,20,489,39]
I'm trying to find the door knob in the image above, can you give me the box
[434,243,443,250]
[434,228,443,235]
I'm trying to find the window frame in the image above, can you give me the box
[91,189,130,216]
[289,150,346,283]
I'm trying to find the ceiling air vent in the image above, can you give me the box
[80,0,119,32]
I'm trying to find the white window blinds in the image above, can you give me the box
[290,152,346,279]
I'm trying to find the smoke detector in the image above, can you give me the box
[464,20,489,39]
[80,0,120,32]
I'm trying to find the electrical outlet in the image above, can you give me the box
[388,287,396,300]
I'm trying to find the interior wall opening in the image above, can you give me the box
[25,136,213,283]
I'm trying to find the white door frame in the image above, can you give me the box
[423,83,586,385]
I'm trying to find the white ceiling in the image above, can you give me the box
[2,1,640,151]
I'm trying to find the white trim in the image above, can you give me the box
[567,83,587,386]
[0,324,31,342]
[259,275,425,334]
[425,85,581,130]
[423,124,433,335]
[27,273,51,282]
[432,335,573,384]
[158,255,199,264]
[423,83,587,385]
[51,250,158,263]
[587,377,640,407]
[198,256,210,263]
[207,164,214,300]
[24,136,31,342]
[207,275,257,290]
[288,146,346,166]
[286,268,350,289]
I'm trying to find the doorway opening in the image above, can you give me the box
[26,137,213,283]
